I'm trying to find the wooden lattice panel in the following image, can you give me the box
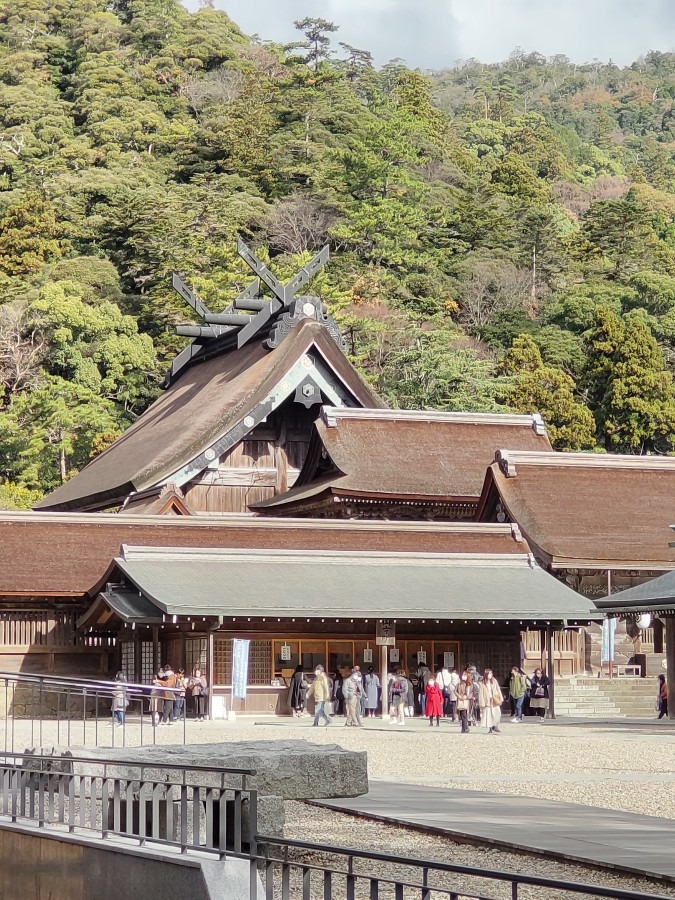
[214,638,272,686]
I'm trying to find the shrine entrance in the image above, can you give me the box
[272,637,463,679]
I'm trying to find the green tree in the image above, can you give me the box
[584,309,675,452]
[0,195,69,277]
[378,329,509,412]
[294,17,339,70]
[500,335,596,450]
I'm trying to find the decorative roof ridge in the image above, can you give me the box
[321,407,547,433]
[495,448,675,478]
[168,240,343,385]
[0,509,516,533]
[118,544,535,567]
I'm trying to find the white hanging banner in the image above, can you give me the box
[232,639,250,700]
[363,647,373,663]
[417,650,427,665]
[280,643,291,662]
[443,651,455,669]
[389,648,400,663]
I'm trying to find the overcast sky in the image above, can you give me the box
[219,0,675,69]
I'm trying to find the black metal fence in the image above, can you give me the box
[0,752,256,859]
[0,671,188,751]
[0,753,669,900]
[252,837,674,900]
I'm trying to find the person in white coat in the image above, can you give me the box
[478,668,504,734]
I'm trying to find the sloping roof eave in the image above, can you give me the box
[108,546,596,621]
[36,321,383,513]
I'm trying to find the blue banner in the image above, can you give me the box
[232,639,250,700]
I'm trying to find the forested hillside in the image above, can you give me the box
[1,2,675,506]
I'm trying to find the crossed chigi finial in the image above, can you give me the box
[166,239,341,385]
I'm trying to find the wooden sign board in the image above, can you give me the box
[376,619,395,646]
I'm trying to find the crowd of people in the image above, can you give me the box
[287,661,552,733]
[110,666,209,727]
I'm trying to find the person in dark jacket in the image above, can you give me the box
[332,671,344,716]
[529,668,550,720]
[288,665,307,717]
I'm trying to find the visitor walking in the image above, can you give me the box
[425,673,443,727]
[658,674,668,719]
[160,664,177,725]
[343,668,363,727]
[479,668,503,734]
[436,664,456,719]
[509,666,529,722]
[311,665,333,727]
[288,664,308,718]
[364,667,380,718]
[173,668,186,721]
[111,672,127,727]
[355,666,368,719]
[149,666,165,727]
[404,669,415,717]
[191,667,208,721]
[389,670,407,725]
[416,663,431,716]
[456,674,471,733]
[529,667,550,720]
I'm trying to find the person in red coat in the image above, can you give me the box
[425,675,444,727]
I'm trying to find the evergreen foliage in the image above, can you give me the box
[2,3,675,496]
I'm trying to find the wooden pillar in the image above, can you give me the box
[380,643,387,718]
[207,628,215,720]
[665,617,675,720]
[546,625,555,720]
[152,626,160,676]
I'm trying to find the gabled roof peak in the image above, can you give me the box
[168,240,344,385]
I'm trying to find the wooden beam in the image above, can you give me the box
[546,625,555,719]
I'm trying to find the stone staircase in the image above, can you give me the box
[553,677,658,719]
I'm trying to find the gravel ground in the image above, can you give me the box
[7,715,675,817]
[282,801,675,899]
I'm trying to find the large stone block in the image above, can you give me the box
[75,740,368,801]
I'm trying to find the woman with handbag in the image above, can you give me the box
[190,668,208,721]
[478,668,504,734]
[529,667,550,720]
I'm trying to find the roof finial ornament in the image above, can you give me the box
[166,240,343,385]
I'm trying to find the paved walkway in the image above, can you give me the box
[313,781,675,882]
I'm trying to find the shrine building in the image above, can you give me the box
[2,241,672,711]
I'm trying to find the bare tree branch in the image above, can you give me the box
[0,300,46,394]
[265,195,338,255]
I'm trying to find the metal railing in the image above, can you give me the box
[0,671,189,751]
[0,752,256,861]
[0,753,668,900]
[252,837,673,900]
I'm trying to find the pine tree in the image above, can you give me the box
[585,311,675,453]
